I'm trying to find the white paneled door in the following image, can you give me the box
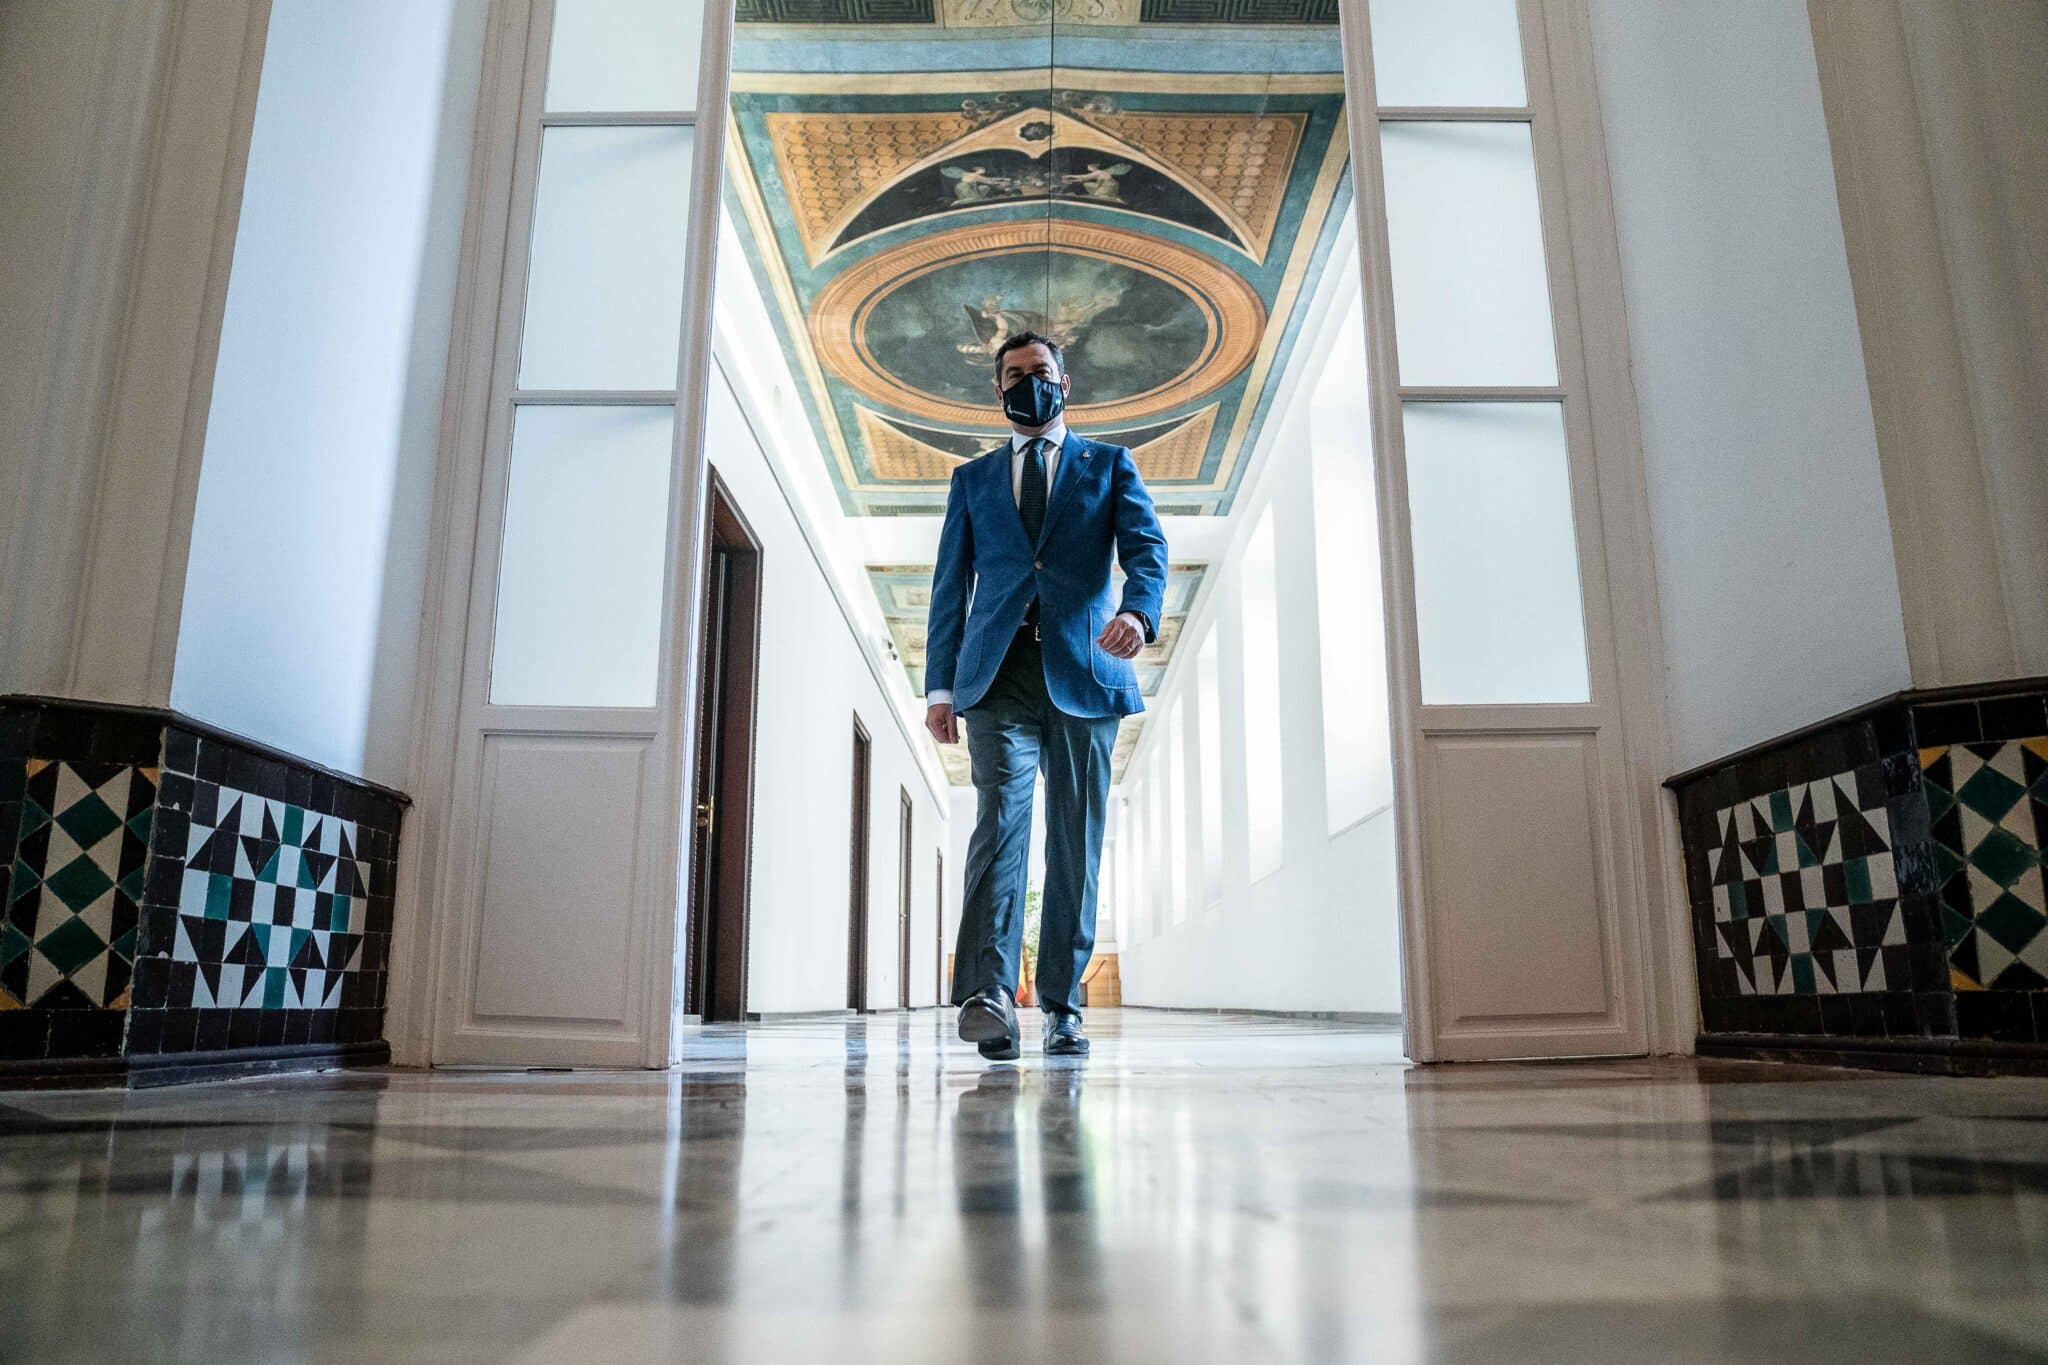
[1341,0,1653,1060]
[428,0,730,1066]
[415,0,1667,1068]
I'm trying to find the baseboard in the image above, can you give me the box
[1122,1005,1405,1028]
[1698,1032,2048,1077]
[0,1041,391,1090]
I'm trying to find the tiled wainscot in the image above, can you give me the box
[1,697,406,1083]
[1670,679,2048,1071]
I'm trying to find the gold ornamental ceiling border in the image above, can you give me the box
[809,218,1266,430]
[729,69,1346,97]
[723,121,861,493]
[1208,110,1350,493]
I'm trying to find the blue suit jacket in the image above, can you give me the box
[925,432,1168,719]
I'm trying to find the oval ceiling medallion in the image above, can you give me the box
[809,220,1266,430]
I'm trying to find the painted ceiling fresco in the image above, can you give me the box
[869,564,1208,782]
[727,9,1342,781]
[726,18,1348,516]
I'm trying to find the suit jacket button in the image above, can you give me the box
[1033,560,1043,570]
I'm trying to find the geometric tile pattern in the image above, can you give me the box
[1,760,155,1010]
[171,782,374,1012]
[1706,765,1905,998]
[1,698,409,1070]
[1923,738,2048,993]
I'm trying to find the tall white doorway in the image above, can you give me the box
[405,0,1683,1067]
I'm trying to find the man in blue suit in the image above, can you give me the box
[924,332,1168,1060]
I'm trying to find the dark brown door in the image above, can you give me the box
[898,789,913,1009]
[686,470,762,1024]
[848,717,872,1012]
[935,850,945,1004]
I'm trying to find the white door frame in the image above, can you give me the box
[385,0,734,1067]
[1336,0,1692,1060]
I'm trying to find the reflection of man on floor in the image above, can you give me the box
[952,1067,1103,1308]
[924,333,1167,1061]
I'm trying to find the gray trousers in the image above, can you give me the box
[952,630,1118,1017]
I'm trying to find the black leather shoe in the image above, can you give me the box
[1043,1012,1089,1057]
[958,985,1019,1060]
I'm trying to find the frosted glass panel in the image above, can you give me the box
[491,405,674,706]
[1240,507,1285,881]
[1381,122,1556,386]
[1404,402,1589,704]
[1370,0,1526,108]
[519,126,694,391]
[547,0,704,113]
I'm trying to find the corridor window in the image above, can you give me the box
[1129,780,1151,944]
[1195,628,1223,908]
[1167,696,1188,925]
[1310,297,1394,833]
[1149,747,1172,934]
[1241,507,1285,881]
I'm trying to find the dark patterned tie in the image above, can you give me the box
[1019,436,1049,544]
[1020,437,1049,629]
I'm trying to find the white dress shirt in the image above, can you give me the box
[929,421,1140,713]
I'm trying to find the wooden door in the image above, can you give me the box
[685,470,761,1024]
[847,718,871,1012]
[898,789,913,1009]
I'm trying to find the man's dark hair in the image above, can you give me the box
[994,332,1064,379]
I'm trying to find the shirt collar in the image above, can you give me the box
[1010,421,1067,453]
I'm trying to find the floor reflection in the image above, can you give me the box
[3,1010,2047,1363]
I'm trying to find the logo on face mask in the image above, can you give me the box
[1001,373,1066,428]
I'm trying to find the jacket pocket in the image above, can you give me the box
[1087,605,1133,687]
[957,622,988,683]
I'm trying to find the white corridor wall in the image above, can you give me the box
[1116,382,1402,1015]
[703,360,948,1013]
[171,0,490,786]
[1587,0,1911,771]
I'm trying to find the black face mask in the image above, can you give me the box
[1001,373,1065,428]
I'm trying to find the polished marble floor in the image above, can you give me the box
[3,1009,2048,1362]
